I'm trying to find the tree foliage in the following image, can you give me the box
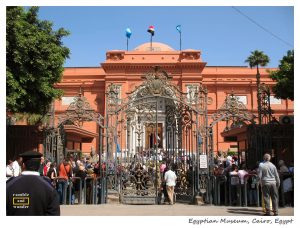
[245,50,270,72]
[270,50,294,101]
[6,6,70,117]
[245,50,270,125]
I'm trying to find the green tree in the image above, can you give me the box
[6,7,70,121]
[245,50,270,125]
[270,50,294,101]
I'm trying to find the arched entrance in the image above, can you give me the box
[105,67,209,204]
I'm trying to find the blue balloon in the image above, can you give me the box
[126,28,132,38]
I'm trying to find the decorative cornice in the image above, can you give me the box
[180,50,201,61]
[106,51,125,61]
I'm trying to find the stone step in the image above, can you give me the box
[107,195,120,204]
[106,190,120,204]
[107,191,119,195]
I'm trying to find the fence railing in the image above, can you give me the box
[53,172,293,206]
[209,173,293,207]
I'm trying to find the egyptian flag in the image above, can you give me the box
[147,25,155,36]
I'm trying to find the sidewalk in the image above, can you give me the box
[60,203,294,216]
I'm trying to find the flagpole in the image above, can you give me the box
[180,32,182,51]
[177,25,182,51]
[150,34,153,51]
[125,28,132,51]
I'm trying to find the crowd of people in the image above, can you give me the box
[6,154,102,205]
[212,152,294,213]
[6,150,293,216]
[6,153,178,205]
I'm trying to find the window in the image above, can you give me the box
[235,95,247,105]
[114,85,122,104]
[270,96,281,105]
[108,85,122,104]
[186,84,198,103]
[62,96,76,105]
[116,85,122,100]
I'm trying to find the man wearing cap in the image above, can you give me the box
[6,151,60,216]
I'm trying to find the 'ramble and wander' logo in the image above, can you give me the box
[12,193,30,209]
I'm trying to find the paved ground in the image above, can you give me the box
[61,203,294,216]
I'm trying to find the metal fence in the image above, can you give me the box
[53,173,293,206]
[54,176,104,205]
[210,173,293,207]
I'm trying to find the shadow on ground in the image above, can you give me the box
[227,207,263,216]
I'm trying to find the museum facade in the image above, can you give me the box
[51,42,293,160]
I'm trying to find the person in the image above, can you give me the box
[278,160,293,206]
[47,162,58,187]
[161,166,169,204]
[159,161,166,181]
[86,167,95,204]
[288,161,294,174]
[57,159,72,204]
[247,166,259,206]
[229,164,239,206]
[156,168,163,204]
[43,161,51,176]
[12,156,22,177]
[226,155,232,167]
[238,163,248,205]
[278,160,289,173]
[6,160,14,181]
[74,163,87,204]
[38,156,45,176]
[258,153,280,216]
[6,151,60,215]
[164,164,177,205]
[216,151,225,166]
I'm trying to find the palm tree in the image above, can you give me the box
[245,50,270,125]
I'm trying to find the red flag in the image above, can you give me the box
[147,25,155,36]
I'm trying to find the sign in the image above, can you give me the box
[200,155,208,169]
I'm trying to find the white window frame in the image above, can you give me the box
[235,95,247,105]
[61,96,76,105]
[270,95,281,105]
[115,85,122,104]
[186,84,198,104]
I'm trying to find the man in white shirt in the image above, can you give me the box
[164,165,177,205]
[6,160,14,180]
[12,156,22,177]
[258,153,280,216]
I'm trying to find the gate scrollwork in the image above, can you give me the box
[106,66,209,204]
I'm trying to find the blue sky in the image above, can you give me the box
[37,6,293,67]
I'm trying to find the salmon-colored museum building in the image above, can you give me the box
[54,42,293,157]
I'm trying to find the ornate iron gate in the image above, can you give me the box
[209,93,255,167]
[106,67,209,204]
[43,126,65,164]
[43,90,104,165]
